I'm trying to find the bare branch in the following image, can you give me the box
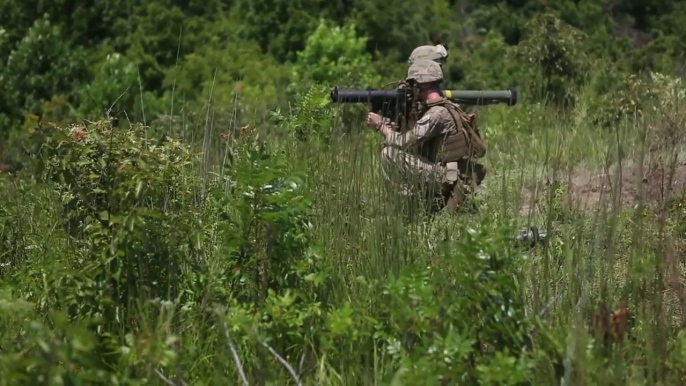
[154,368,187,386]
[298,352,306,377]
[222,322,250,386]
[260,340,303,386]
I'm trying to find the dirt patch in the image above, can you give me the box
[520,159,686,216]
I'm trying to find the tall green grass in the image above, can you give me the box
[1,71,686,385]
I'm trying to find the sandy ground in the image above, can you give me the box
[519,157,686,216]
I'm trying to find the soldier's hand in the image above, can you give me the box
[366,112,382,129]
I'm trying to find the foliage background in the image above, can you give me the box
[1,0,684,138]
[1,0,686,384]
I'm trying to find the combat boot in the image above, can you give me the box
[443,181,466,214]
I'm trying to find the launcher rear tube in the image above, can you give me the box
[443,88,517,106]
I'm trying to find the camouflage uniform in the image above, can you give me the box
[379,60,487,212]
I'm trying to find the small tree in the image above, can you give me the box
[513,12,590,108]
[0,14,88,136]
[292,19,381,89]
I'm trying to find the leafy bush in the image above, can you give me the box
[292,19,382,89]
[0,14,88,137]
[2,1,686,384]
[513,12,590,107]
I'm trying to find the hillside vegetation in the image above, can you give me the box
[2,0,686,384]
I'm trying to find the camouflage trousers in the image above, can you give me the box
[379,144,486,212]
